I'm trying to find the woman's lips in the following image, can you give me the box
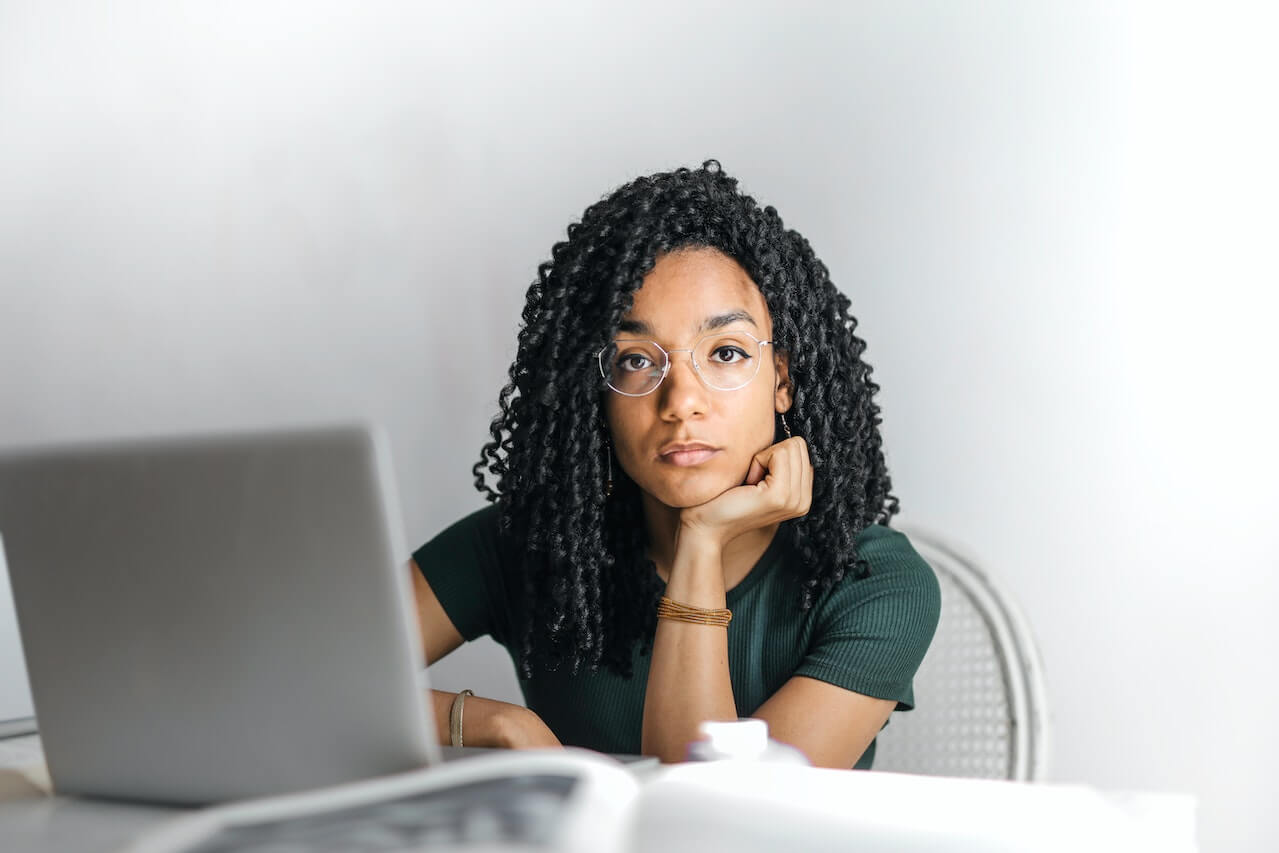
[659,448,720,467]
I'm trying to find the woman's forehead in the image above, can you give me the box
[620,249,772,338]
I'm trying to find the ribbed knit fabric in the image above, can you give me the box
[413,505,941,769]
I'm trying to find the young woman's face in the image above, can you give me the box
[603,248,791,509]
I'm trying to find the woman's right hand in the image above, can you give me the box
[493,704,563,749]
[678,436,813,551]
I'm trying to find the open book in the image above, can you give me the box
[122,748,645,853]
[121,746,1196,853]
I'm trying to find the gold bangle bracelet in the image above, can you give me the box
[656,595,732,627]
[449,689,474,748]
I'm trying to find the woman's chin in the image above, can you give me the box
[645,471,740,509]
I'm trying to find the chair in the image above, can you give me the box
[871,526,1051,781]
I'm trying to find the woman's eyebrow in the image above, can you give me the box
[617,318,650,335]
[616,310,757,337]
[699,310,757,332]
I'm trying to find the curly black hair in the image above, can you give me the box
[473,160,899,679]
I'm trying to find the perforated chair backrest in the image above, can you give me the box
[871,528,1050,781]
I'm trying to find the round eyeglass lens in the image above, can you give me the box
[693,332,764,390]
[600,340,667,396]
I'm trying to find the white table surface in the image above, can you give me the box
[1,736,183,852]
[0,734,1198,853]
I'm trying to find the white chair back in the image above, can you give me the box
[872,527,1050,781]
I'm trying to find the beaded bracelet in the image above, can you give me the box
[656,595,732,627]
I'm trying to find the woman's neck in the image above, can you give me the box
[641,492,779,591]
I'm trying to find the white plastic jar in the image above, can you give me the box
[686,718,810,765]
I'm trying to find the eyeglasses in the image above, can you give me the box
[597,330,774,397]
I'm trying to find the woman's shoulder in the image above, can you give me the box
[820,523,942,613]
[853,523,932,573]
[412,503,505,567]
[439,502,502,535]
[785,523,942,652]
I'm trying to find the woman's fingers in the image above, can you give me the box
[789,438,802,508]
[787,436,810,516]
[781,436,810,517]
[797,438,812,514]
[752,437,811,520]
[680,436,814,541]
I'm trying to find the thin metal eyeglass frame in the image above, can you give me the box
[596,332,774,397]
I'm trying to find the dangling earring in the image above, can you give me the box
[603,436,614,498]
[780,412,793,440]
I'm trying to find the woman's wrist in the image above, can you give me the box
[429,691,508,748]
[430,691,560,749]
[667,526,728,605]
[674,520,728,561]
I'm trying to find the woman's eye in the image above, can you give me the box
[617,354,653,372]
[710,346,750,364]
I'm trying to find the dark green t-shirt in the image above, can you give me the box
[413,505,941,769]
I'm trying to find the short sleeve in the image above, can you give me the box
[794,525,941,711]
[410,505,514,646]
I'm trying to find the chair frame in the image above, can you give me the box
[897,525,1052,782]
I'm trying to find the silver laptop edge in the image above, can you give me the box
[0,423,440,804]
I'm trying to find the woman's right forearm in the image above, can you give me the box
[427,689,563,749]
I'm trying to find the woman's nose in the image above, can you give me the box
[657,351,708,420]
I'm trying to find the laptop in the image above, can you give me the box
[0,424,658,852]
[0,423,456,805]
[0,423,452,805]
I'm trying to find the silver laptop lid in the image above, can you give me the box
[0,423,439,804]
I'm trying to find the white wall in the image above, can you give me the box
[1,2,1274,850]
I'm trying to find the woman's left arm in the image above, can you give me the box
[640,437,905,768]
[643,437,888,765]
[640,530,738,763]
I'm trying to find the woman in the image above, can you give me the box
[410,161,940,769]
